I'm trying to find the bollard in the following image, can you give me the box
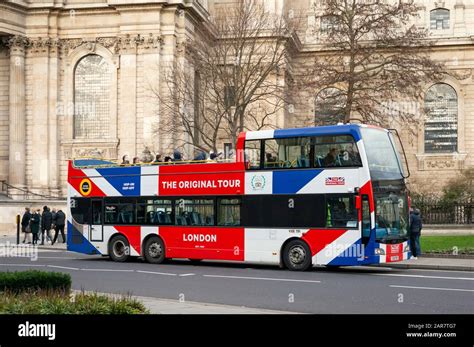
[16,214,20,245]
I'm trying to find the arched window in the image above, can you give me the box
[424,83,458,153]
[315,87,346,125]
[430,9,450,30]
[74,54,111,139]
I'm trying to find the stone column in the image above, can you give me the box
[118,36,138,159]
[48,39,60,195]
[7,36,27,188]
[29,39,51,191]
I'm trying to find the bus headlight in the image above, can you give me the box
[374,248,385,255]
[404,244,410,252]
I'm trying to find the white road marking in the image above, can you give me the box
[38,256,80,259]
[80,268,135,272]
[47,265,79,270]
[136,270,177,276]
[179,273,195,277]
[0,263,45,267]
[390,285,474,293]
[203,274,321,283]
[372,273,474,281]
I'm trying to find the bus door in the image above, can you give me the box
[89,199,103,242]
[361,195,371,245]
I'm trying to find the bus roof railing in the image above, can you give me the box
[70,157,236,169]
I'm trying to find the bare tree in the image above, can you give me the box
[156,0,301,154]
[305,0,446,126]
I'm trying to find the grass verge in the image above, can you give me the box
[421,235,474,255]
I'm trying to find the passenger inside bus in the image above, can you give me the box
[323,148,338,167]
[265,152,277,168]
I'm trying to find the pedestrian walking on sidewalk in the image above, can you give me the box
[30,209,41,245]
[409,208,422,259]
[41,206,53,245]
[21,207,32,244]
[52,209,66,245]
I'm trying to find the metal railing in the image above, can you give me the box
[413,198,473,225]
[71,157,235,169]
[0,180,64,200]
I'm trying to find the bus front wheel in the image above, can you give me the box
[283,240,312,271]
[143,236,165,264]
[108,235,130,262]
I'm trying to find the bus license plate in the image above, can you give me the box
[390,255,399,261]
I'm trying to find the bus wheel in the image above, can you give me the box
[109,235,130,262]
[144,237,165,264]
[283,240,312,271]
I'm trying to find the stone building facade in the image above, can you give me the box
[0,0,472,197]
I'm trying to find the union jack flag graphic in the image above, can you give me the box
[325,177,345,186]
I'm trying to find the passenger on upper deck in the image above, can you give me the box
[265,152,277,168]
[173,150,183,162]
[323,148,338,167]
[121,155,130,165]
[153,154,162,163]
[132,157,141,165]
[194,151,207,161]
[210,151,222,161]
[340,143,361,166]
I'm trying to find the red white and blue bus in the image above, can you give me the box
[67,124,410,271]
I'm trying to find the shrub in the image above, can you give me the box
[0,271,71,294]
[0,292,149,314]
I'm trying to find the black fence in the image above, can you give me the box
[413,198,473,225]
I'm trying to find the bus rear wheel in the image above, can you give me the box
[283,240,312,271]
[143,237,165,264]
[109,235,130,262]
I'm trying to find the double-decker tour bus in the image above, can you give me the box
[67,124,410,271]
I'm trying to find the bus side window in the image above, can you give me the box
[71,198,90,225]
[217,198,241,226]
[263,139,279,168]
[175,199,214,226]
[326,195,358,228]
[313,135,361,168]
[244,140,262,169]
[92,200,102,225]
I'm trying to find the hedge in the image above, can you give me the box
[0,270,71,294]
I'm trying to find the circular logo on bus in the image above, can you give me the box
[251,175,266,190]
[79,178,92,196]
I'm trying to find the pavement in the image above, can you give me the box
[375,257,473,272]
[0,239,472,314]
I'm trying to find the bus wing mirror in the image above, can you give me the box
[355,196,361,210]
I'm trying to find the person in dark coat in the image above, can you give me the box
[409,208,423,259]
[21,207,32,244]
[30,209,41,245]
[172,149,183,162]
[52,209,66,245]
[41,206,53,245]
[193,151,206,161]
[51,208,57,227]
